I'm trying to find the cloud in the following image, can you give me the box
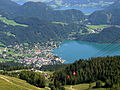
[12,0,53,2]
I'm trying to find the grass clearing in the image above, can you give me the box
[64,83,92,90]
[64,83,108,90]
[3,32,16,37]
[0,59,13,61]
[52,21,68,25]
[0,43,6,47]
[0,75,48,90]
[87,25,109,29]
[0,47,5,49]
[0,17,28,27]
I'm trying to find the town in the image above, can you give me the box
[0,41,65,67]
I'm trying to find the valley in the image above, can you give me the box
[0,0,120,90]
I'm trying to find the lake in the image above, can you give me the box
[55,7,103,14]
[53,40,120,63]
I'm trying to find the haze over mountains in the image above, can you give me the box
[0,0,85,23]
[89,0,120,25]
[0,1,120,90]
[13,0,116,8]
[0,0,120,45]
[1,0,120,24]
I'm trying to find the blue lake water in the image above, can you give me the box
[55,7,103,14]
[53,40,120,63]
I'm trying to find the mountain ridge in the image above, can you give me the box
[14,0,116,8]
[88,1,120,25]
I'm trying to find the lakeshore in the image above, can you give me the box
[0,41,65,68]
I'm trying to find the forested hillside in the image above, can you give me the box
[89,1,120,25]
[0,0,87,46]
[0,16,89,47]
[0,1,120,90]
[0,16,87,45]
[54,56,120,88]
[75,26,120,43]
[0,0,120,46]
[0,0,85,23]
[1,0,120,25]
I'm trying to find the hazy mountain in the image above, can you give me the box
[107,0,120,9]
[0,0,20,18]
[0,15,87,45]
[45,0,115,8]
[88,1,120,25]
[0,0,86,45]
[17,2,85,22]
[0,0,120,45]
[13,0,116,8]
[0,0,20,12]
[75,26,120,43]
[0,0,85,23]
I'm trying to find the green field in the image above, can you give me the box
[87,25,109,29]
[3,32,16,37]
[0,75,49,90]
[0,43,6,47]
[52,21,68,25]
[84,25,110,34]
[0,17,28,27]
[0,59,13,61]
[0,47,5,49]
[64,83,108,90]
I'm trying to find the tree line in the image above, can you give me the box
[0,62,33,71]
[53,56,120,88]
[19,71,45,88]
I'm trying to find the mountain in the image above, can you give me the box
[0,0,20,14]
[0,0,85,23]
[88,1,120,25]
[75,26,120,43]
[0,0,120,45]
[16,0,115,8]
[107,0,120,9]
[0,15,87,45]
[0,0,19,9]
[45,0,115,8]
[0,0,87,45]
[14,2,85,23]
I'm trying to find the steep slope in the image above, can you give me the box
[88,1,120,25]
[0,16,86,45]
[30,0,115,8]
[0,0,85,23]
[0,0,20,17]
[75,26,120,43]
[14,2,53,20]
[49,0,115,7]
[0,16,28,27]
[54,56,120,87]
[15,2,85,23]
[0,0,19,10]
[0,75,43,90]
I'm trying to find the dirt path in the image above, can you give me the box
[70,85,76,90]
